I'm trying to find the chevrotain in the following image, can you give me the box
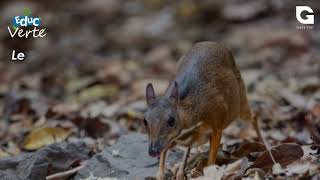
[144,42,263,180]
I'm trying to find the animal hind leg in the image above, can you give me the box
[251,113,277,164]
[251,113,264,143]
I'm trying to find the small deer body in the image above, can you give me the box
[168,42,251,145]
[144,42,260,180]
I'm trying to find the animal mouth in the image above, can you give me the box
[149,142,176,158]
[148,123,203,157]
[149,151,161,158]
[148,140,165,157]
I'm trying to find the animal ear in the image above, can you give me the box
[169,81,179,104]
[146,83,155,105]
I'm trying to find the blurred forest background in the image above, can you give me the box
[0,0,319,179]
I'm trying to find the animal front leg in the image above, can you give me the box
[176,147,190,180]
[208,129,222,165]
[157,149,167,180]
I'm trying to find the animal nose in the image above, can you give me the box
[148,140,163,157]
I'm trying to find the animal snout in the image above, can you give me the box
[148,140,163,157]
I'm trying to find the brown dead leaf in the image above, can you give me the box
[72,117,110,138]
[23,127,72,150]
[252,143,304,171]
[3,96,35,117]
[232,142,266,158]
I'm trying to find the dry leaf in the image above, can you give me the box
[232,142,266,158]
[252,143,303,171]
[78,85,119,103]
[66,76,96,93]
[72,117,110,138]
[23,127,72,150]
[0,148,10,158]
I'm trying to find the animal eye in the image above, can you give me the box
[167,117,175,127]
[143,118,148,127]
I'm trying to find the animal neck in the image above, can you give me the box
[177,100,197,129]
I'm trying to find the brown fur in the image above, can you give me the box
[165,42,251,146]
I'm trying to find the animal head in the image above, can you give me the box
[144,81,181,157]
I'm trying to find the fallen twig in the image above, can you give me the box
[46,161,86,180]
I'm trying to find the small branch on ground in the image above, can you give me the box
[46,161,87,180]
